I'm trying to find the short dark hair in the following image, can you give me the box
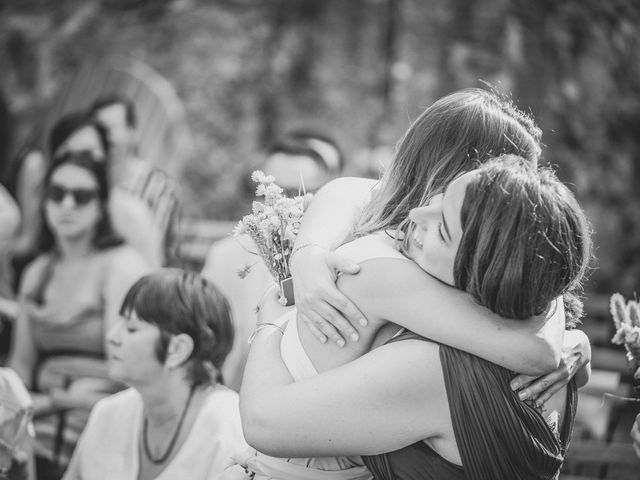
[49,110,111,159]
[453,155,592,326]
[267,129,344,175]
[119,269,235,387]
[90,94,137,129]
[38,150,123,253]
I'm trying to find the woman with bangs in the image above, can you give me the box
[63,270,247,480]
[239,155,592,480]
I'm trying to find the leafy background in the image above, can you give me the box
[1,0,639,298]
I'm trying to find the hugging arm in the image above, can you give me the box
[338,259,565,376]
[240,298,446,457]
[291,177,378,344]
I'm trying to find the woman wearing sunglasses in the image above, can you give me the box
[7,150,148,468]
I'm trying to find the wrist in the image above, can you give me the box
[248,322,286,345]
[290,242,325,261]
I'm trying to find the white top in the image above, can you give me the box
[245,234,409,479]
[63,386,247,480]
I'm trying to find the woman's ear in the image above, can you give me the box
[165,333,195,369]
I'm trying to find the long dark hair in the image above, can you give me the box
[356,88,541,248]
[453,155,592,325]
[48,110,110,159]
[37,150,122,253]
[119,269,235,387]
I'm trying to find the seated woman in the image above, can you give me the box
[240,156,592,480]
[7,150,148,467]
[63,269,247,480]
[51,108,173,268]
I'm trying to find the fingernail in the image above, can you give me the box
[510,382,519,391]
[350,333,359,342]
[337,339,345,348]
[359,319,368,327]
[320,337,327,344]
[518,391,528,401]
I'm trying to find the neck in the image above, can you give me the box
[57,235,95,259]
[139,376,194,426]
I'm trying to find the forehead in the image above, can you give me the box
[51,163,98,188]
[442,171,477,234]
[95,103,128,126]
[264,153,328,192]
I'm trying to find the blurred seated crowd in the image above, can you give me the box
[0,91,347,479]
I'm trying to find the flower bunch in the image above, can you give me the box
[234,171,312,303]
[610,293,640,371]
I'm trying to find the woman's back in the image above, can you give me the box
[363,333,577,480]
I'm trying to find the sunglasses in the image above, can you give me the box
[46,184,98,206]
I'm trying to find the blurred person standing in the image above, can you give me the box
[90,95,180,268]
[63,269,246,480]
[201,129,343,392]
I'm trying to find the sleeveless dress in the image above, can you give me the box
[245,233,410,480]
[363,332,578,480]
[22,250,121,469]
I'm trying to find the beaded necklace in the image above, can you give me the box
[142,385,196,465]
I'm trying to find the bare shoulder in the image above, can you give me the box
[337,255,430,317]
[20,254,51,294]
[101,245,150,277]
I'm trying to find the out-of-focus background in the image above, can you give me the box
[1,0,640,478]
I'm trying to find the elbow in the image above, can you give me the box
[240,399,283,456]
[524,344,562,376]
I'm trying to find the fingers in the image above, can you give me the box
[515,365,570,403]
[328,253,361,276]
[316,282,367,329]
[305,311,346,347]
[510,375,536,392]
[299,314,328,344]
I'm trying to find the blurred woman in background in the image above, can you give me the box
[64,269,246,480]
[8,150,147,467]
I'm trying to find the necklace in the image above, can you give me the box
[142,385,196,465]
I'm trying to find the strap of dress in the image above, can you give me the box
[25,253,56,306]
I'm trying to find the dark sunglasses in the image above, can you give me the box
[46,184,98,206]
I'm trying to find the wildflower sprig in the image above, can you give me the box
[610,293,640,365]
[234,170,312,304]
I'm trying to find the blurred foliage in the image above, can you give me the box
[1,0,639,295]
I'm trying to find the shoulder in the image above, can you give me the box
[201,385,240,416]
[100,245,149,275]
[336,253,430,320]
[206,235,255,262]
[197,385,244,438]
[20,254,52,293]
[89,388,141,425]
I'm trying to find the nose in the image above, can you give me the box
[60,192,76,209]
[107,319,124,346]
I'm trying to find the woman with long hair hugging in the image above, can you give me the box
[240,155,591,480]
[232,88,592,480]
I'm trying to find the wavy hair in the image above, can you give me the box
[355,88,542,251]
[453,156,592,326]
